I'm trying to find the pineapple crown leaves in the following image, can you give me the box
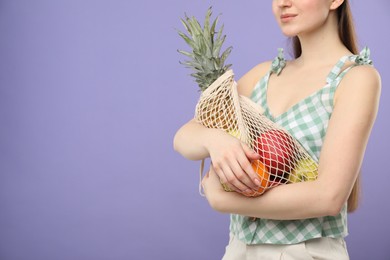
[177,7,233,91]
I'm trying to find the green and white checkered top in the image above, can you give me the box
[230,47,373,245]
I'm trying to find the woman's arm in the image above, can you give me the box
[173,61,271,192]
[202,65,381,220]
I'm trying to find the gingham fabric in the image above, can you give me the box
[230,47,373,244]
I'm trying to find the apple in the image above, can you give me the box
[255,129,296,180]
[288,158,318,183]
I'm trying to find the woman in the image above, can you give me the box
[174,0,381,259]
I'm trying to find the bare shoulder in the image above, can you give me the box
[335,65,381,104]
[344,65,381,86]
[237,61,272,97]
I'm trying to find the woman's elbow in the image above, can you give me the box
[324,193,346,217]
[326,202,344,217]
[207,193,229,213]
[173,122,193,154]
[173,129,201,161]
[173,131,181,153]
[313,180,347,217]
[173,130,188,157]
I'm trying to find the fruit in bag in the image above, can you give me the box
[255,129,296,178]
[244,160,270,196]
[288,158,317,183]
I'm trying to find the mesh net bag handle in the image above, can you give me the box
[196,70,319,197]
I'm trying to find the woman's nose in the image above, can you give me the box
[277,0,292,8]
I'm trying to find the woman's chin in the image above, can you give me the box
[280,29,298,38]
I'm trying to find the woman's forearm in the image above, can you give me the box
[216,180,341,220]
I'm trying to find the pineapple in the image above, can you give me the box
[177,7,233,92]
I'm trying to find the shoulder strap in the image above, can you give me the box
[250,48,285,105]
[321,47,373,112]
[326,47,373,85]
[325,55,351,84]
[270,48,286,75]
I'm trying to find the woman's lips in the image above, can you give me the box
[280,14,297,22]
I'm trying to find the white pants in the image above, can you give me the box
[222,233,349,260]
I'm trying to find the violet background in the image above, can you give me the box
[0,0,389,259]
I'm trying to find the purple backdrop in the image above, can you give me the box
[0,1,389,259]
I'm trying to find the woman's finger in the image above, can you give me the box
[241,142,261,161]
[229,159,258,190]
[221,163,251,192]
[236,153,262,188]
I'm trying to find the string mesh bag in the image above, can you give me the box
[195,70,319,197]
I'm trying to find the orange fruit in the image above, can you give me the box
[243,160,270,197]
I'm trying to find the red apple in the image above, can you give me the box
[255,129,296,180]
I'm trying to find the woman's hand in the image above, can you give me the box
[174,118,261,193]
[201,166,226,210]
[206,129,262,193]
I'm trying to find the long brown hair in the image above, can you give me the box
[292,0,361,213]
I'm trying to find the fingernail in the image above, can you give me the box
[254,179,261,186]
